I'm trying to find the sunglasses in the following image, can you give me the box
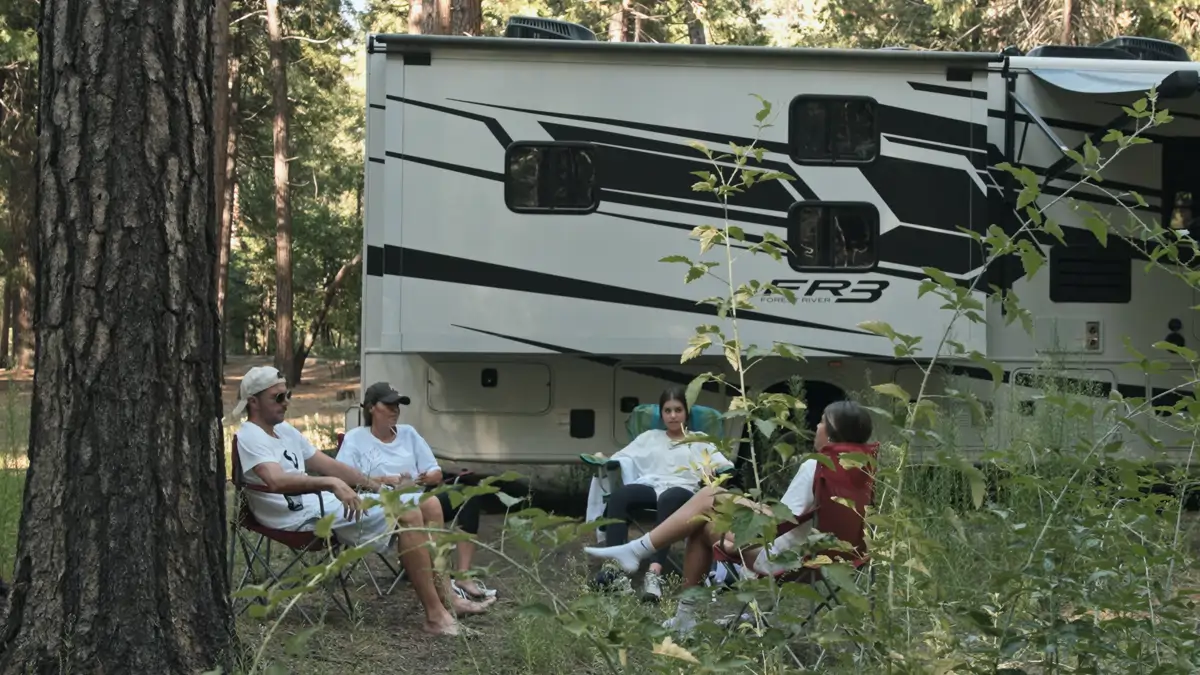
[255,390,292,404]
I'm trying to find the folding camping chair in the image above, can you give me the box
[227,436,360,624]
[581,403,732,575]
[711,442,878,644]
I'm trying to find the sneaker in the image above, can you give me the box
[641,570,663,603]
[591,568,633,595]
[662,612,697,638]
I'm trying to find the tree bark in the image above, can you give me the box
[266,0,295,384]
[0,282,10,369]
[12,259,32,370]
[608,0,632,42]
[0,0,235,671]
[1060,0,1075,44]
[450,0,482,36]
[684,1,706,44]
[421,0,452,34]
[213,0,231,250]
[292,252,362,384]
[409,0,424,33]
[216,44,241,323]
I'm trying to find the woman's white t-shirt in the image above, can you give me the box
[336,425,441,480]
[610,429,734,496]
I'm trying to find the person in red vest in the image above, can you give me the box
[583,399,878,634]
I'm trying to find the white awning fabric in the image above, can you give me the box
[1028,68,1174,95]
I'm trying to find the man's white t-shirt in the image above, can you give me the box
[236,422,329,530]
[336,425,441,480]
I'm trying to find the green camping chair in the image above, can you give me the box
[581,403,733,574]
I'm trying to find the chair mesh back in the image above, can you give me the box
[625,403,724,442]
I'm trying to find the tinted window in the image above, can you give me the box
[505,144,599,213]
[788,96,879,165]
[787,202,879,271]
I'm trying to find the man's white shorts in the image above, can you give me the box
[300,492,395,553]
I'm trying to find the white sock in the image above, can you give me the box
[583,534,657,575]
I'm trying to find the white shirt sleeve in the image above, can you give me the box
[750,458,820,575]
[408,428,441,474]
[779,458,818,518]
[236,426,279,477]
[334,429,365,472]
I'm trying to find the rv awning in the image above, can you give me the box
[1029,68,1200,97]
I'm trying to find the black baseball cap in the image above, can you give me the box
[363,382,411,407]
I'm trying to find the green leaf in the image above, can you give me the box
[857,320,896,339]
[1016,186,1038,210]
[659,255,690,264]
[965,466,986,509]
[496,491,524,508]
[1016,240,1044,279]
[314,513,336,540]
[1042,217,1065,244]
[685,374,707,408]
[1133,97,1148,113]
[1082,216,1109,247]
[872,382,910,402]
[753,418,777,439]
[969,351,1004,387]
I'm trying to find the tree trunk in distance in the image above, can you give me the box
[266,0,295,384]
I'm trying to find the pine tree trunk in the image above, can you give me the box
[0,281,9,369]
[12,261,31,370]
[266,0,295,384]
[450,0,482,36]
[216,44,241,323]
[0,0,236,671]
[684,1,706,44]
[608,0,632,42]
[409,0,424,33]
[1060,0,1075,44]
[213,0,231,245]
[421,0,452,34]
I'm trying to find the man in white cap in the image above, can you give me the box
[231,365,493,635]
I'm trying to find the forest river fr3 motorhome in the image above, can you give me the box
[355,17,1200,473]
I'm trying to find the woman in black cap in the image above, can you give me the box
[338,382,497,602]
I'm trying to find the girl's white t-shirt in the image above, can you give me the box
[610,429,733,496]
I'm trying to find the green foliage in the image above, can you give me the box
[225,0,363,359]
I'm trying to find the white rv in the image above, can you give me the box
[356,18,1200,471]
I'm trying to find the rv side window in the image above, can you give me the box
[786,202,878,271]
[505,143,599,214]
[788,96,879,165]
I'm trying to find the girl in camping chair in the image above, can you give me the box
[591,386,735,602]
[584,400,877,635]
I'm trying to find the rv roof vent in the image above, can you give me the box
[1095,36,1190,62]
[505,16,597,41]
[1025,44,1136,60]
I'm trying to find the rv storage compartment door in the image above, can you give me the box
[426,361,552,415]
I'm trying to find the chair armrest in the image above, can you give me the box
[580,453,607,467]
[240,483,325,498]
[716,465,736,476]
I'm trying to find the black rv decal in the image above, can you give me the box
[764,279,890,304]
